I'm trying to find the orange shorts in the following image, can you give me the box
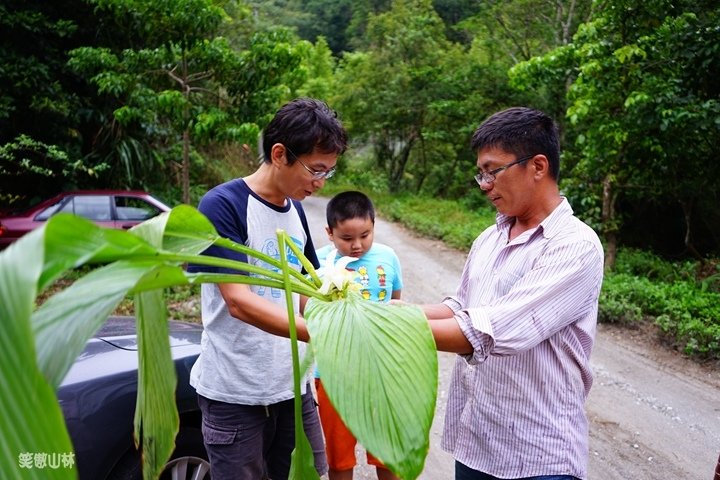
[315,379,385,470]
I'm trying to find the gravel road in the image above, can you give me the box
[302,195,720,480]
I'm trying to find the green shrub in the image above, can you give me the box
[653,282,720,357]
[614,248,696,282]
[598,274,650,324]
[602,262,720,358]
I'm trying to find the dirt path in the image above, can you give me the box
[303,195,720,480]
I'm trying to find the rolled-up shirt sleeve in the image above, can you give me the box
[457,309,495,364]
[441,296,495,364]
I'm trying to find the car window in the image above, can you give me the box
[115,196,161,221]
[35,201,64,221]
[67,196,113,221]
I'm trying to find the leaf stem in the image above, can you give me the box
[277,232,304,448]
[185,272,328,301]
[279,230,322,288]
[127,251,317,290]
[213,236,313,285]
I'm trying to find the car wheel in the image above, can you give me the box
[160,455,210,480]
[109,427,210,480]
[159,427,210,480]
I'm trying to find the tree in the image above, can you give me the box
[68,0,309,204]
[458,0,593,62]
[333,0,464,191]
[293,37,338,101]
[0,0,110,207]
[288,0,355,55]
[511,0,720,265]
[457,0,594,130]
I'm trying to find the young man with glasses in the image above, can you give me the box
[188,97,348,480]
[419,107,604,480]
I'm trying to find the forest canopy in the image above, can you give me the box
[1,0,718,261]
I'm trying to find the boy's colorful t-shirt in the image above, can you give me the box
[316,242,403,303]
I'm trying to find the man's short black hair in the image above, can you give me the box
[471,107,561,181]
[326,191,375,229]
[262,97,348,163]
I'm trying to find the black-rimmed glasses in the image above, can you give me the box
[474,154,536,185]
[285,145,336,180]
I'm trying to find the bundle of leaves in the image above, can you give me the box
[0,206,438,479]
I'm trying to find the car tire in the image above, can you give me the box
[108,427,210,480]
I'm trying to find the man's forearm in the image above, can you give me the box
[429,317,473,354]
[219,283,310,341]
[421,303,455,320]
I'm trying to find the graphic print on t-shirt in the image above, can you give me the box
[316,243,402,304]
[254,236,303,298]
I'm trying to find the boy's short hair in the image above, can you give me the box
[262,97,348,164]
[326,191,375,229]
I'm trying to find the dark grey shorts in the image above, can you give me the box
[198,387,328,480]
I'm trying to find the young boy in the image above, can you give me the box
[314,190,402,480]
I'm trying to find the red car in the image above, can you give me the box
[0,190,171,248]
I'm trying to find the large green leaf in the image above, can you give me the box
[1,213,177,479]
[132,204,218,254]
[305,293,437,480]
[134,289,178,480]
[0,230,76,479]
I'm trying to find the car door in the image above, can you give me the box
[59,195,116,229]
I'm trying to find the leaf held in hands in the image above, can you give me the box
[306,293,437,480]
